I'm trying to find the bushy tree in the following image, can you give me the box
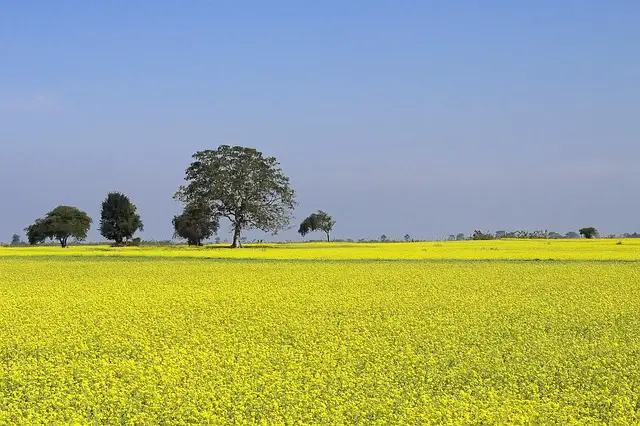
[172,202,219,246]
[99,192,144,245]
[298,210,336,242]
[25,206,92,248]
[11,234,21,245]
[175,145,296,248]
[579,227,598,239]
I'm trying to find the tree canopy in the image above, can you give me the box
[579,227,599,239]
[298,210,336,242]
[172,202,219,246]
[175,145,296,248]
[99,192,144,244]
[25,206,92,248]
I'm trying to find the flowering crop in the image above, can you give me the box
[1,244,639,424]
[1,238,640,261]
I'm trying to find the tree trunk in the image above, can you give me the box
[59,237,68,248]
[326,232,330,242]
[231,224,243,248]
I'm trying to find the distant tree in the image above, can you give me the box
[456,233,465,241]
[172,202,219,246]
[214,236,221,245]
[298,210,336,242]
[495,230,506,239]
[99,192,144,245]
[565,231,580,239]
[25,206,92,248]
[175,145,296,248]
[547,231,563,239]
[11,234,21,245]
[404,233,411,242]
[472,230,494,240]
[447,234,456,241]
[579,227,598,239]
[380,234,388,242]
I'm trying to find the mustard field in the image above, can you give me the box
[1,242,640,424]
[2,238,640,261]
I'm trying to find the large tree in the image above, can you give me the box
[99,192,144,245]
[25,206,92,248]
[175,145,296,248]
[298,210,336,242]
[172,202,219,246]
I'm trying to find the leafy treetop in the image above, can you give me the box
[298,210,336,242]
[175,145,296,248]
[25,206,92,248]
[172,202,219,246]
[99,192,144,244]
[579,227,599,239]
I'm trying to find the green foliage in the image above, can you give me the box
[579,227,599,239]
[298,210,336,242]
[175,145,296,248]
[25,206,92,248]
[99,192,144,245]
[172,202,219,246]
[11,234,22,245]
[25,220,48,245]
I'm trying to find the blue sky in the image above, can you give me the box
[1,1,639,242]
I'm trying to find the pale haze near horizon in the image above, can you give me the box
[1,1,639,243]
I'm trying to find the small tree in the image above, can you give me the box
[298,210,336,242]
[380,234,388,242]
[175,145,296,248]
[404,234,411,242]
[456,233,465,241]
[172,202,219,246]
[11,234,21,245]
[99,192,144,245]
[25,206,92,248]
[472,230,494,240]
[579,227,598,239]
[565,231,580,239]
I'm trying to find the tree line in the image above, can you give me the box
[459,227,601,241]
[10,144,633,248]
[18,145,335,248]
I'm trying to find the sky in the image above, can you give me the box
[1,1,639,242]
